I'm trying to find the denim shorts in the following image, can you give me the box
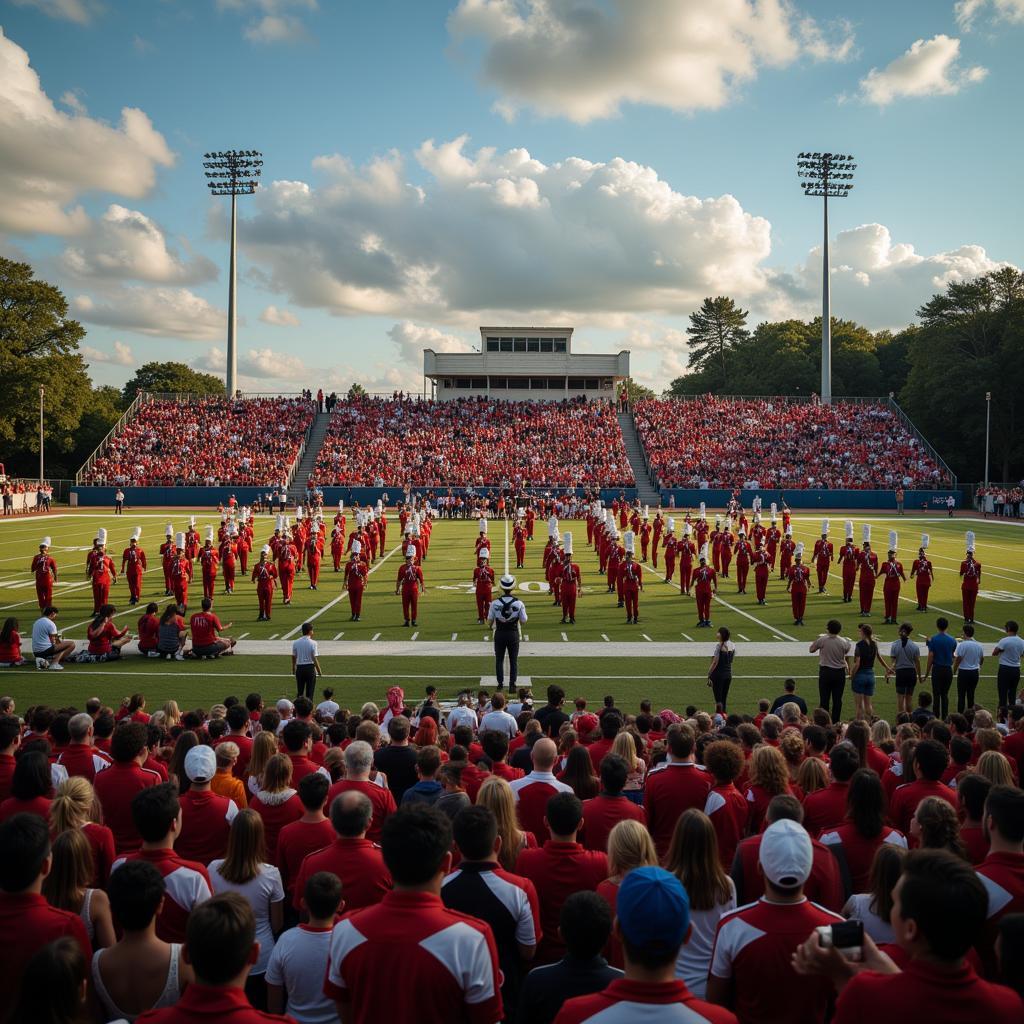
[852,669,875,696]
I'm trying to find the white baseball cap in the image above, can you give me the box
[499,574,516,589]
[759,819,812,888]
[183,745,217,783]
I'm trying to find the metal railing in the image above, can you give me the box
[74,390,149,484]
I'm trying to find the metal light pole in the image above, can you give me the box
[38,386,44,483]
[203,150,263,398]
[797,152,856,405]
[984,391,991,490]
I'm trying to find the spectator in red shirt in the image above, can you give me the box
[702,740,749,868]
[293,790,392,915]
[248,754,304,864]
[276,772,334,904]
[803,742,860,837]
[586,714,621,774]
[188,598,236,659]
[56,711,111,783]
[645,723,713,859]
[281,720,329,788]
[480,730,525,782]
[509,738,574,842]
[136,892,294,1023]
[580,754,646,853]
[324,803,503,1024]
[218,704,254,780]
[0,750,52,823]
[0,814,93,1021]
[555,866,737,1024]
[515,791,610,965]
[0,714,20,801]
[176,745,239,865]
[93,721,164,852]
[327,740,396,843]
[889,739,957,838]
[51,775,117,887]
[794,850,1024,1023]
[976,785,1024,976]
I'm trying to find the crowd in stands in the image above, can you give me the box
[634,397,949,490]
[1,480,52,514]
[0,671,1022,1024]
[79,398,314,487]
[310,396,635,489]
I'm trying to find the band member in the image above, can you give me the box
[513,519,526,569]
[812,520,833,594]
[560,532,581,625]
[838,522,858,604]
[719,521,735,579]
[858,525,879,617]
[910,535,934,611]
[31,537,57,610]
[786,544,811,626]
[473,550,495,623]
[220,525,239,594]
[199,527,220,601]
[662,518,678,584]
[651,511,664,568]
[334,501,347,536]
[331,523,345,572]
[545,529,564,606]
[169,533,192,611]
[525,506,536,541]
[765,507,781,568]
[877,532,906,625]
[306,529,323,590]
[88,529,117,614]
[344,542,368,620]
[607,530,624,605]
[753,540,771,605]
[184,516,200,561]
[278,535,297,605]
[618,532,644,624]
[366,513,379,562]
[779,525,795,580]
[734,529,753,594]
[252,546,278,621]
[639,510,652,562]
[710,517,723,574]
[678,523,696,594]
[237,514,251,574]
[396,546,424,627]
[960,532,981,624]
[695,503,709,552]
[693,545,717,628]
[160,524,176,595]
[750,513,766,550]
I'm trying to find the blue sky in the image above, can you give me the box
[2,0,1022,392]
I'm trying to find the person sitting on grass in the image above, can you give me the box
[0,618,25,668]
[188,598,236,660]
[82,604,132,663]
[31,606,76,671]
[156,605,187,662]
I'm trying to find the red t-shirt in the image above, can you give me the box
[889,779,957,837]
[645,761,713,858]
[818,823,908,893]
[0,630,21,662]
[135,982,292,1023]
[802,781,850,837]
[327,779,397,843]
[0,794,51,823]
[249,791,305,864]
[0,753,15,801]
[57,743,112,783]
[586,737,615,773]
[580,794,647,853]
[87,619,122,656]
[292,836,392,912]
[94,761,164,852]
[176,789,239,865]
[704,783,750,868]
[976,851,1024,976]
[731,833,845,912]
[509,772,575,842]
[554,978,737,1024]
[189,612,223,648]
[276,818,335,898]
[83,821,117,887]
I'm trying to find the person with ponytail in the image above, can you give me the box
[889,622,923,716]
[42,829,116,949]
[50,776,116,887]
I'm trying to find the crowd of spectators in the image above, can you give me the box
[0,670,1021,1023]
[80,398,314,487]
[310,395,635,489]
[634,397,949,490]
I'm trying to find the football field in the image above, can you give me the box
[0,508,1020,718]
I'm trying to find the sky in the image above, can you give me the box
[2,0,1022,394]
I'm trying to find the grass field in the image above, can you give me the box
[0,508,1020,719]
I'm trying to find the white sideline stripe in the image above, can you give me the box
[334,632,345,640]
[371,632,381,641]
[269,633,279,640]
[279,543,402,639]
[410,632,418,641]
[504,517,510,576]
[601,633,610,641]
[237,632,249,640]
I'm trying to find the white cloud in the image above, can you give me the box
[60,204,217,284]
[447,0,854,123]
[217,0,317,43]
[858,35,987,106]
[238,137,773,321]
[239,347,307,379]
[59,90,87,115]
[0,28,174,236]
[72,287,226,340]
[80,340,135,366]
[387,321,475,365]
[955,0,1024,28]
[259,304,301,326]
[9,0,101,24]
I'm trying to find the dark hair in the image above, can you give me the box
[480,731,509,763]
[294,697,313,719]
[702,740,743,785]
[245,692,263,713]
[387,716,410,742]
[453,805,498,861]
[0,715,20,750]
[330,790,373,837]
[868,844,905,923]
[963,624,975,638]
[803,725,827,753]
[0,619,17,646]
[560,746,598,800]
[546,791,583,836]
[301,622,314,636]
[560,891,613,959]
[304,871,343,920]
[186,893,257,984]
[766,794,804,825]
[144,602,159,615]
[600,753,629,795]
[416,745,442,777]
[897,850,988,960]
[297,771,329,811]
[949,735,972,768]
[93,711,115,740]
[259,709,281,735]
[0,814,51,892]
[667,722,696,759]
[998,914,1024,997]
[546,685,565,706]
[381,805,452,885]
[111,721,148,763]
[167,731,199,794]
[829,741,860,783]
[281,719,311,753]
[986,785,1024,844]
[914,739,949,781]
[11,750,51,801]
[827,619,842,635]
[846,769,885,839]
[109,859,165,930]
[784,679,796,692]
[159,604,180,626]
[600,713,622,740]
[131,783,180,843]
[226,704,248,731]
[957,773,991,822]
[12,936,87,1024]
[936,617,949,630]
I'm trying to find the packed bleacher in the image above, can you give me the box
[0,667,1021,1024]
[310,395,635,488]
[634,397,949,490]
[79,398,314,487]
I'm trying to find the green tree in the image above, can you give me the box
[122,361,225,403]
[685,296,749,385]
[620,376,656,401]
[347,383,367,399]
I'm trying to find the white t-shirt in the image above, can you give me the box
[447,705,478,732]
[996,635,1024,668]
[265,924,336,1024]
[675,878,736,998]
[292,636,318,666]
[31,616,58,653]
[316,699,339,719]
[843,893,895,945]
[208,862,285,974]
[955,639,985,671]
[480,709,519,739]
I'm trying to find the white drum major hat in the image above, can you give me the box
[175,532,185,549]
[563,531,573,555]
[499,574,516,589]
[405,545,416,558]
[888,530,898,552]
[131,527,141,541]
[921,533,930,550]
[205,526,214,542]
[479,518,487,534]
[966,531,976,553]
[845,520,854,540]
[623,530,635,554]
[97,528,107,545]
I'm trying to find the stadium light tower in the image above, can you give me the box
[203,149,263,397]
[797,151,856,405]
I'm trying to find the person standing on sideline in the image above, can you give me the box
[488,575,527,691]
[291,623,322,702]
[810,620,851,724]
[953,624,985,713]
[707,627,736,712]
[992,621,1024,712]
[895,487,905,515]
[925,618,957,720]
[114,489,125,515]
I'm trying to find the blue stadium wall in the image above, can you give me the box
[659,489,959,511]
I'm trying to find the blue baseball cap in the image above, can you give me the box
[615,866,690,953]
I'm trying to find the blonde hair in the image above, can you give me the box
[779,731,805,770]
[41,829,92,911]
[976,751,1015,787]
[261,753,293,793]
[974,728,1002,755]
[915,796,966,859]
[611,731,640,769]
[796,756,829,796]
[477,776,527,872]
[50,777,100,834]
[606,819,658,879]
[749,744,789,795]
[247,731,279,784]
[871,720,894,751]
[162,700,181,728]
[217,809,267,884]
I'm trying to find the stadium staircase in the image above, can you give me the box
[288,411,332,501]
[617,410,661,508]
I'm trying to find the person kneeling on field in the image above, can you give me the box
[188,598,236,660]
[156,604,187,661]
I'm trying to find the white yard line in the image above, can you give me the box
[681,632,694,641]
[410,631,418,641]
[504,517,510,576]
[371,632,381,641]
[333,632,345,640]
[269,633,279,640]
[601,633,610,642]
[451,632,458,641]
[237,632,249,640]
[642,633,653,641]
[737,633,751,641]
[561,632,568,642]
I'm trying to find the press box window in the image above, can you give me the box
[529,378,548,389]
[527,339,540,352]
[508,378,529,389]
[554,340,567,352]
[540,339,554,352]
[513,338,527,352]
[486,340,499,352]
[500,339,513,352]
[456,378,472,388]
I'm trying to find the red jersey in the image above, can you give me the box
[645,761,713,858]
[121,546,146,572]
[397,564,423,589]
[580,794,647,853]
[200,546,220,574]
[473,565,496,591]
[555,979,735,1024]
[787,564,811,588]
[960,558,982,583]
[31,553,56,579]
[252,560,278,585]
[293,836,392,913]
[189,611,223,648]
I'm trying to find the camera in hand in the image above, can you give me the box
[815,920,864,962]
